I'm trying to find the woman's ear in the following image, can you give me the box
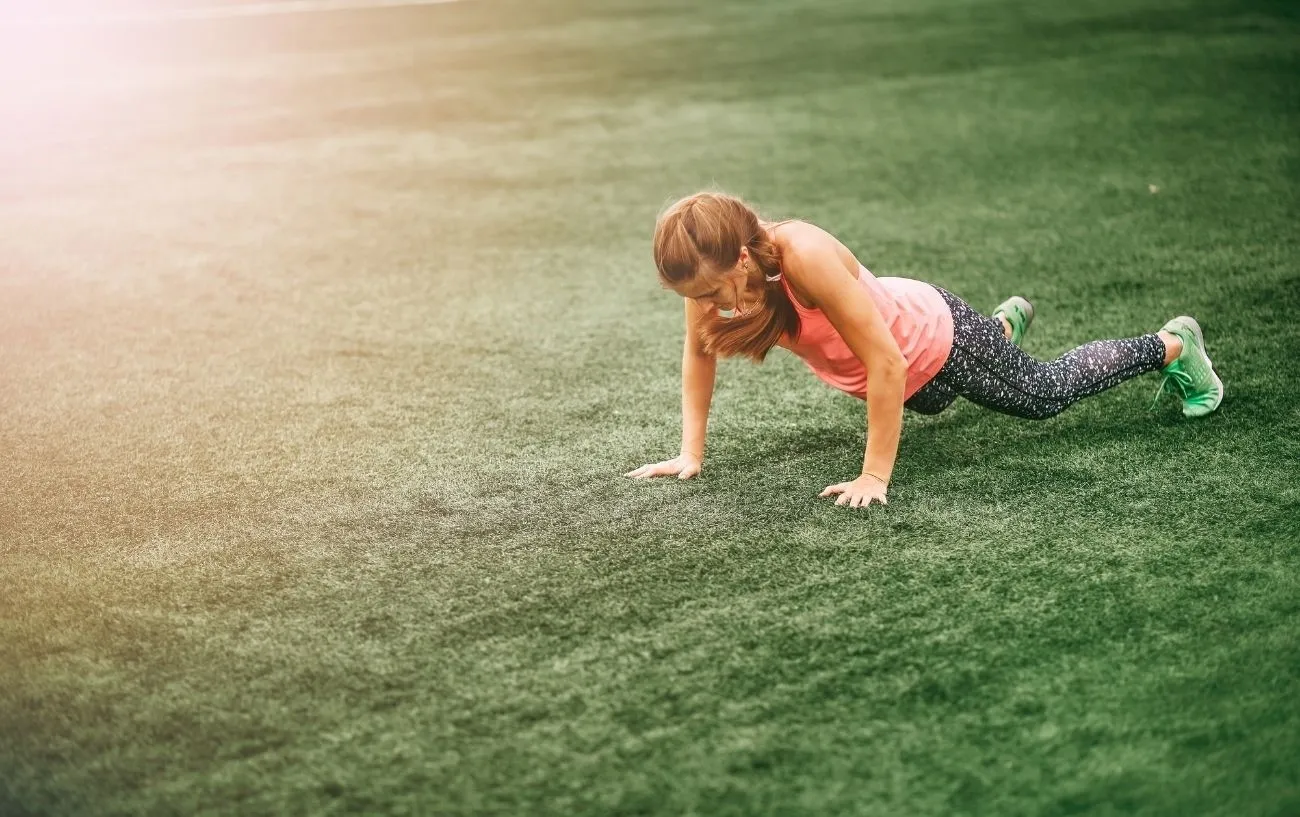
[736,247,757,279]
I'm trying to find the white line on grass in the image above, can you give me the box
[6,0,468,26]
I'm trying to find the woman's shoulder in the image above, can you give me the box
[769,220,849,262]
[768,221,860,310]
[767,218,825,243]
[770,221,858,277]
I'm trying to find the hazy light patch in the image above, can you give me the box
[1,0,471,169]
[2,0,467,26]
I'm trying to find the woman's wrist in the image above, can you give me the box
[862,470,890,486]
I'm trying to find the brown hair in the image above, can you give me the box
[652,192,799,361]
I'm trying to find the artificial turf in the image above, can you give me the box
[2,0,1298,814]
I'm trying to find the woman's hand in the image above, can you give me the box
[625,454,702,480]
[819,474,888,508]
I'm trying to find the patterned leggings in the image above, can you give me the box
[904,287,1167,420]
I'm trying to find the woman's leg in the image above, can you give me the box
[929,288,1167,420]
[904,377,959,415]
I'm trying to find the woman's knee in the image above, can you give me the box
[1017,401,1069,420]
[904,391,957,415]
[966,391,1069,419]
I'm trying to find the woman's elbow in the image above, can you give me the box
[877,354,908,382]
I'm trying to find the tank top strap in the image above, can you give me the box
[778,271,817,316]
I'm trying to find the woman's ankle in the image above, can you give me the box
[997,315,1013,340]
[1158,330,1182,366]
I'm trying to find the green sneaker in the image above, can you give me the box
[993,296,1034,346]
[1151,316,1224,417]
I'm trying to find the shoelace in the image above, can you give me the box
[1149,364,1192,411]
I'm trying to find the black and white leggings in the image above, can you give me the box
[904,287,1166,420]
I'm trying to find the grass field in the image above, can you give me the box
[2,0,1299,814]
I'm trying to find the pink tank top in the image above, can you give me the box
[779,265,954,400]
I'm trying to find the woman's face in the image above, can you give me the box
[672,251,755,313]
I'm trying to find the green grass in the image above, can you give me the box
[2,0,1298,814]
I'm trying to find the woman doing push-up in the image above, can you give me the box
[624,191,1223,508]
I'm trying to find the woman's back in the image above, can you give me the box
[778,261,954,400]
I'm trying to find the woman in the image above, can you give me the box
[624,192,1223,508]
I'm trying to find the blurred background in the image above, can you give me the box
[2,1,1297,814]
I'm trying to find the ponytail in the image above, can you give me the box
[653,193,800,362]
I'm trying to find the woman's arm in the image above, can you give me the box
[625,298,716,480]
[782,234,908,506]
[679,297,717,463]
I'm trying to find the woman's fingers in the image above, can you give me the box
[821,482,886,508]
[626,460,688,479]
[625,463,658,478]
